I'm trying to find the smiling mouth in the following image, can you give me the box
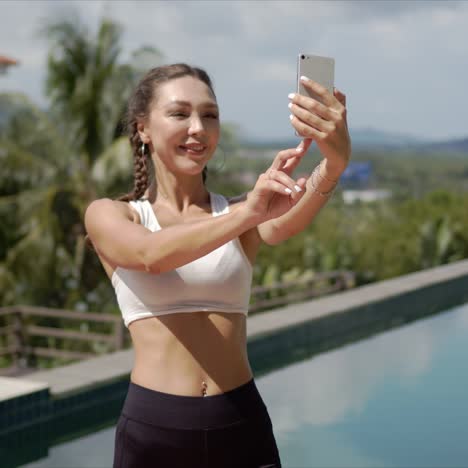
[178,145,207,155]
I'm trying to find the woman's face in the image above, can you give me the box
[141,75,220,177]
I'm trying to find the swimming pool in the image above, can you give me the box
[20,302,468,467]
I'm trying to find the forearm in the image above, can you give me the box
[270,162,341,242]
[142,201,257,274]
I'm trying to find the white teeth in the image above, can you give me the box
[183,146,204,151]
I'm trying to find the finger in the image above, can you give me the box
[281,145,310,172]
[267,169,304,199]
[292,138,313,155]
[296,177,308,189]
[300,76,345,112]
[270,147,305,171]
[281,138,312,173]
[289,103,336,133]
[299,76,336,108]
[290,114,326,140]
[263,178,300,199]
[288,93,340,122]
[281,154,303,173]
[297,138,313,153]
[333,88,346,107]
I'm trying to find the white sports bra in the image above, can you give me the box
[111,192,253,328]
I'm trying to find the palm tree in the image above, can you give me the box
[0,15,162,311]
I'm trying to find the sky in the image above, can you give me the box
[1,0,467,142]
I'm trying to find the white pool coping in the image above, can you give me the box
[2,259,468,401]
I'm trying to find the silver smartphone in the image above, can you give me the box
[296,53,335,104]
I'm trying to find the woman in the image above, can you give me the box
[84,63,350,468]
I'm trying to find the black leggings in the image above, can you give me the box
[113,378,282,468]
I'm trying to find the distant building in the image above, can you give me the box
[341,162,372,185]
[0,55,18,74]
[342,189,391,204]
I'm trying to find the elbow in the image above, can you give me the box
[140,246,162,275]
[139,233,176,275]
[144,262,162,275]
[262,231,289,246]
[258,223,291,246]
[266,226,296,245]
[263,236,284,246]
[142,255,162,275]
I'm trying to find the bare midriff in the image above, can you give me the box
[127,310,254,397]
[97,198,259,398]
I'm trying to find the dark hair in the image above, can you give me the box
[85,63,216,251]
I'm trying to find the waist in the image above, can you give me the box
[130,360,253,397]
[121,377,268,430]
[129,311,251,395]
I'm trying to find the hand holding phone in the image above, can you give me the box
[290,53,351,179]
[296,53,335,104]
[293,53,335,137]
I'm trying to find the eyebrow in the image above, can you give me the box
[165,100,218,109]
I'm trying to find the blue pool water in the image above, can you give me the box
[22,302,468,467]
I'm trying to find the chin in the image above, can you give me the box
[176,162,208,177]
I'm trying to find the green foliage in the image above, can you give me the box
[254,189,468,288]
[2,13,468,372]
[0,14,159,311]
[41,16,162,162]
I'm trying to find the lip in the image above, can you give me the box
[180,142,207,150]
[179,143,207,153]
[178,145,208,157]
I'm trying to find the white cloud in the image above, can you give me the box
[256,302,468,437]
[1,0,467,140]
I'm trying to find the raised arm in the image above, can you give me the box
[84,149,306,274]
[257,77,351,245]
[85,198,258,275]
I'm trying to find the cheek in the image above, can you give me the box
[210,125,221,143]
[152,121,183,146]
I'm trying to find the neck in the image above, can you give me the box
[146,169,209,214]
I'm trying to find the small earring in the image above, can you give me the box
[141,143,146,156]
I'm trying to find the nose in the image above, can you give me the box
[188,114,204,136]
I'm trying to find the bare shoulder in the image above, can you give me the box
[84,197,149,277]
[86,197,141,225]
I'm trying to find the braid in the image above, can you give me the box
[113,126,152,203]
[85,63,214,251]
[130,127,150,201]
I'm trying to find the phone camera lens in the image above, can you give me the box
[301,54,305,59]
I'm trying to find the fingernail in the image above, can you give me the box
[296,143,303,152]
[288,102,293,109]
[294,184,302,192]
[289,114,293,121]
[288,93,295,99]
[285,188,293,194]
[300,75,310,82]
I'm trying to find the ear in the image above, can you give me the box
[137,119,151,144]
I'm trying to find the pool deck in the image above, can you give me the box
[2,259,468,426]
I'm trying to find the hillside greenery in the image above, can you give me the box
[1,16,468,372]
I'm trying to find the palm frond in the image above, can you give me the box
[90,136,133,194]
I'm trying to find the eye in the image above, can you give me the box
[171,112,188,118]
[205,113,219,119]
